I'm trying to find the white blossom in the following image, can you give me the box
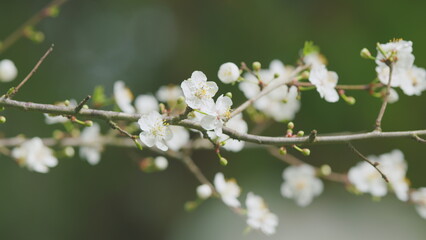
[196,184,212,199]
[411,188,426,219]
[0,59,18,82]
[388,88,399,104]
[200,95,232,136]
[181,71,218,110]
[375,40,414,87]
[135,94,159,114]
[246,192,279,236]
[214,172,241,207]
[166,126,190,151]
[156,85,183,102]
[12,137,58,173]
[309,64,339,102]
[281,164,324,207]
[348,149,409,201]
[399,66,426,96]
[239,60,300,121]
[207,113,247,152]
[114,81,135,113]
[218,62,240,84]
[79,123,103,165]
[154,156,168,170]
[138,111,172,151]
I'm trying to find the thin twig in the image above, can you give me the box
[0,0,67,54]
[348,142,389,182]
[75,95,92,113]
[5,44,54,99]
[412,134,426,143]
[375,64,393,131]
[107,120,136,139]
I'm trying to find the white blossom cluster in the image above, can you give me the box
[376,39,426,99]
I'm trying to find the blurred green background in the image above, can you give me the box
[1,0,426,239]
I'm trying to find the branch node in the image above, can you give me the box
[75,95,91,113]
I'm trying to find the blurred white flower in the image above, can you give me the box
[375,40,414,87]
[196,184,212,199]
[135,94,159,114]
[348,149,409,201]
[388,88,399,104]
[114,81,135,113]
[154,156,168,170]
[218,62,240,84]
[0,59,18,82]
[207,113,247,152]
[181,71,218,110]
[214,172,241,207]
[200,95,232,136]
[281,164,324,207]
[156,85,183,102]
[12,137,58,173]
[138,111,172,151]
[309,64,339,103]
[79,123,103,165]
[239,60,300,121]
[399,66,426,96]
[411,188,426,219]
[166,126,190,151]
[245,192,279,236]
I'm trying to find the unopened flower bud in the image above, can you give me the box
[0,116,6,123]
[225,92,233,98]
[220,157,228,166]
[64,147,75,158]
[287,122,295,130]
[279,147,287,155]
[320,164,331,176]
[154,156,168,171]
[196,184,212,199]
[82,104,89,109]
[345,96,356,105]
[252,61,261,71]
[302,148,311,156]
[64,100,71,106]
[360,48,373,59]
[297,131,305,137]
[84,120,93,127]
[177,96,185,104]
[133,139,143,151]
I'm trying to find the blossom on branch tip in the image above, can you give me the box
[135,94,159,114]
[138,111,172,151]
[281,164,324,207]
[246,192,279,236]
[218,62,240,84]
[200,95,232,136]
[375,40,414,87]
[214,172,241,207]
[399,66,426,96]
[12,137,58,173]
[79,123,103,165]
[181,71,218,110]
[308,64,339,103]
[196,184,212,199]
[114,81,135,114]
[0,59,18,82]
[411,188,426,219]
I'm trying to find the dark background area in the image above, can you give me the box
[1,0,426,239]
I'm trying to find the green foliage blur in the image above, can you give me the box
[1,0,426,239]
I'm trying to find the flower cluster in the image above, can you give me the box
[246,192,279,235]
[376,39,426,97]
[348,149,409,201]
